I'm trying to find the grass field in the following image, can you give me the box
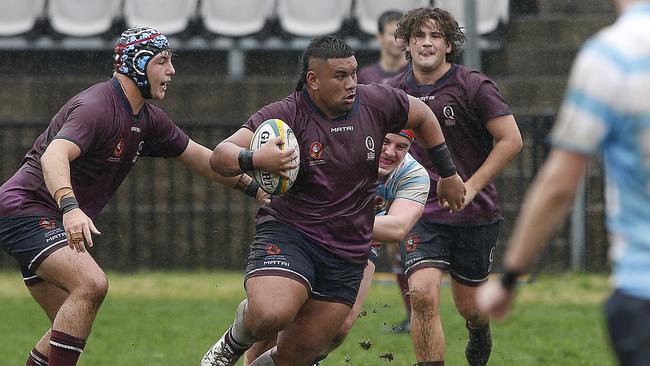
[0,271,617,365]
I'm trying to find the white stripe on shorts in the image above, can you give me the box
[28,238,68,270]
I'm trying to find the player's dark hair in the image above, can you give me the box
[294,35,355,91]
[377,10,403,34]
[395,7,466,63]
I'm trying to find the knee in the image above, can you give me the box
[77,273,109,306]
[457,304,485,325]
[331,319,354,348]
[245,305,294,339]
[408,279,440,315]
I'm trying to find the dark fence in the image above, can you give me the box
[0,116,608,272]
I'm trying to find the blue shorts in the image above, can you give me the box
[0,215,68,285]
[400,221,500,286]
[605,290,650,366]
[244,220,365,307]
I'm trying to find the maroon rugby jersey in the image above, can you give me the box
[243,84,410,263]
[388,64,512,225]
[0,77,189,220]
[357,62,410,85]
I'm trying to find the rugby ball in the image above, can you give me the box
[250,119,300,195]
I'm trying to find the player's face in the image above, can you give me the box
[409,20,451,73]
[379,133,411,177]
[146,50,175,100]
[310,56,358,118]
[378,21,403,58]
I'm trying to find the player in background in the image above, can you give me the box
[477,1,650,365]
[242,130,429,365]
[357,9,415,333]
[0,26,266,366]
[357,10,410,85]
[389,7,523,366]
[201,35,465,366]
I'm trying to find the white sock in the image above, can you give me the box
[230,299,254,345]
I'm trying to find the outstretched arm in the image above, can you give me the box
[177,139,269,205]
[462,115,522,209]
[477,149,589,319]
[373,198,424,243]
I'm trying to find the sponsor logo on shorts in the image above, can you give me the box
[404,235,419,252]
[265,244,281,255]
[38,218,56,230]
[45,231,66,243]
[263,260,290,267]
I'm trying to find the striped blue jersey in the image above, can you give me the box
[549,3,650,299]
[375,153,430,215]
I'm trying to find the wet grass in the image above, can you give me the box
[0,271,616,365]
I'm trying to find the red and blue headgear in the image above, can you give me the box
[397,129,416,142]
[113,26,170,99]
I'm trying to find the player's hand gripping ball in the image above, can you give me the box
[250,119,300,194]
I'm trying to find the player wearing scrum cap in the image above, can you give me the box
[0,26,266,366]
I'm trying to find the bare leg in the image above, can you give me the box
[272,299,352,366]
[451,279,491,366]
[408,267,445,362]
[27,281,70,357]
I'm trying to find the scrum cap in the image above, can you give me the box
[113,26,170,99]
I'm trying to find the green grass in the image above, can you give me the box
[0,271,617,365]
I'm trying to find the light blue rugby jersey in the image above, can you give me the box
[375,152,430,215]
[549,3,650,299]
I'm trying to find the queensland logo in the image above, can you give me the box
[404,235,420,252]
[38,217,56,230]
[442,105,456,126]
[365,136,375,161]
[266,244,282,255]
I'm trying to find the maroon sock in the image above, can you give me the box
[48,330,86,366]
[418,362,444,366]
[396,272,412,315]
[26,348,48,366]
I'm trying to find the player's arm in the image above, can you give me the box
[177,139,269,204]
[461,115,522,209]
[209,127,296,179]
[41,139,100,252]
[373,198,424,243]
[477,149,588,319]
[404,95,465,211]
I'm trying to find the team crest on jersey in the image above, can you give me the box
[374,195,387,212]
[108,137,125,162]
[404,234,419,252]
[265,244,282,255]
[442,106,456,126]
[308,142,326,166]
[365,136,375,160]
[38,217,56,230]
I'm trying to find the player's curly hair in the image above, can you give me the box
[295,35,355,91]
[394,7,466,63]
